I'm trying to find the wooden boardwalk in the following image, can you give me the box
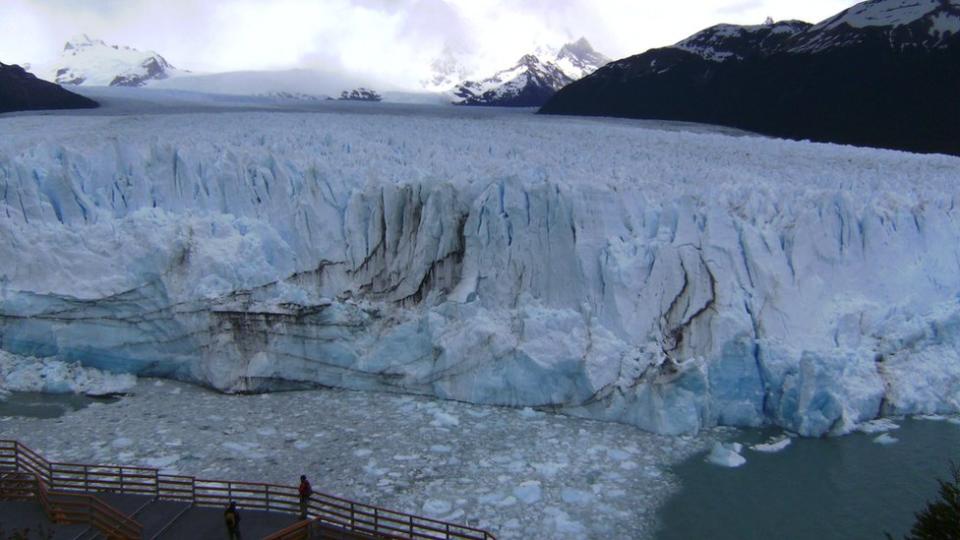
[0,440,496,539]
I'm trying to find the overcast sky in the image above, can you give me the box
[1,0,855,88]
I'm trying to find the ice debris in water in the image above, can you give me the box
[857,418,901,434]
[0,352,136,396]
[750,436,792,453]
[873,433,899,445]
[706,442,746,467]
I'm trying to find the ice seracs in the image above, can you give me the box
[1,105,960,438]
[47,34,179,87]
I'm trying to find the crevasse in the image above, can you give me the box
[1,111,958,436]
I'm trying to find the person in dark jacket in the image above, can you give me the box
[224,501,241,539]
[298,475,313,519]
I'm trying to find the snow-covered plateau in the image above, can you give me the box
[1,100,959,437]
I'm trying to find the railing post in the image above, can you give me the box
[154,469,160,498]
[84,465,89,492]
[410,515,414,536]
[118,466,123,493]
[446,523,451,540]
[265,485,270,511]
[374,507,378,533]
[350,502,355,529]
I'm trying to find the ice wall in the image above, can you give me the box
[1,111,959,436]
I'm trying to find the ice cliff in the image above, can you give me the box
[1,110,958,436]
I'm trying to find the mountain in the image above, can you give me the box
[48,34,179,87]
[422,45,473,92]
[338,88,382,102]
[540,0,960,155]
[0,62,99,113]
[453,38,609,107]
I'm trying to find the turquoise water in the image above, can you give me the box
[658,418,960,540]
[0,392,115,418]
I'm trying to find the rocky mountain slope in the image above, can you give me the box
[47,34,179,87]
[0,62,99,113]
[453,38,609,107]
[541,0,960,155]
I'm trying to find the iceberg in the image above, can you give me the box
[1,107,959,436]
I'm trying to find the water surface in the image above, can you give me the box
[658,418,960,540]
[0,392,116,419]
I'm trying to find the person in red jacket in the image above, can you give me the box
[298,475,313,519]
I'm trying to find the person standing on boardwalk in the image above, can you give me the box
[298,475,313,519]
[224,501,241,539]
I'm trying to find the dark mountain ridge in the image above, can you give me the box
[541,0,960,155]
[0,62,99,114]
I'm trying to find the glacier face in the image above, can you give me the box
[1,108,959,436]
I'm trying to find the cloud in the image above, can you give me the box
[0,0,858,89]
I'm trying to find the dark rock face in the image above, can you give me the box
[541,1,960,155]
[338,88,382,102]
[0,62,98,113]
[109,56,173,87]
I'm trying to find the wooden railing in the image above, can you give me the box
[0,440,495,540]
[0,469,143,539]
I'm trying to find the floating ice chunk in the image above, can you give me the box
[917,414,948,421]
[519,407,541,419]
[293,440,311,450]
[112,437,133,448]
[543,506,586,537]
[751,437,792,453]
[706,442,746,468]
[354,448,373,457]
[873,433,899,445]
[513,481,542,504]
[532,462,565,477]
[560,487,593,504]
[422,499,452,516]
[949,417,960,426]
[430,411,460,427]
[142,454,180,470]
[857,418,901,434]
[256,427,277,436]
[429,444,452,453]
[607,448,631,461]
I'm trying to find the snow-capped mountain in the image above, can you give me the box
[542,0,960,155]
[554,37,614,79]
[422,46,473,92]
[675,20,812,61]
[0,62,99,113]
[453,54,574,107]
[788,0,960,52]
[453,38,609,107]
[48,35,179,87]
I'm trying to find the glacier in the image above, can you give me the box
[1,102,959,437]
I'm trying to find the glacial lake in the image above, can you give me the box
[0,392,116,419]
[657,418,960,540]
